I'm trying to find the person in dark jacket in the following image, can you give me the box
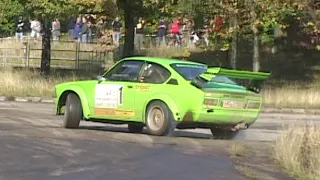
[73,17,82,42]
[112,17,122,47]
[134,18,145,51]
[157,19,167,47]
[80,17,89,43]
[67,18,76,41]
[15,16,24,39]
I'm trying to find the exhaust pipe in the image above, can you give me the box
[231,122,248,132]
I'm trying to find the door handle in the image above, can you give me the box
[127,85,133,88]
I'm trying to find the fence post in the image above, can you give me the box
[4,50,7,67]
[27,40,30,68]
[23,41,28,68]
[75,41,79,69]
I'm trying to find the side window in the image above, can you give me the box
[140,62,171,84]
[104,60,144,82]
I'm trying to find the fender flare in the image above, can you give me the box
[57,85,91,119]
[142,93,182,122]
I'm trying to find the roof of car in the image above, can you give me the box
[123,56,206,66]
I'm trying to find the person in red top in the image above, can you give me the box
[170,18,181,44]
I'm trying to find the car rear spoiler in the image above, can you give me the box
[199,67,271,93]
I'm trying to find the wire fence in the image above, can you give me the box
[0,38,118,71]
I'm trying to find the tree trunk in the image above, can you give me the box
[252,27,260,72]
[230,15,238,69]
[117,0,135,58]
[246,0,260,72]
[40,18,51,75]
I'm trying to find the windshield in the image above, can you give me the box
[170,63,207,80]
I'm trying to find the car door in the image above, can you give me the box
[92,60,144,121]
[134,61,172,120]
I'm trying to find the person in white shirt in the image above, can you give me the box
[30,19,41,39]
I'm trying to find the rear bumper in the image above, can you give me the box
[181,108,261,125]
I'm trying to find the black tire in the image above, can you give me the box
[128,123,144,134]
[210,127,239,140]
[63,93,82,129]
[145,101,175,136]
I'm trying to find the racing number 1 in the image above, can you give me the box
[119,86,123,105]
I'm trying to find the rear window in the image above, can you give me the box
[170,63,207,80]
[211,75,238,85]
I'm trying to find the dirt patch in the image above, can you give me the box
[228,141,294,180]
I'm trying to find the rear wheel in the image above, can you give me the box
[145,101,175,136]
[63,93,82,129]
[210,127,239,140]
[128,123,144,133]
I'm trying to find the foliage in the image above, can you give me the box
[0,0,24,36]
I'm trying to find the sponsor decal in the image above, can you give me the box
[95,84,123,108]
[136,85,150,91]
[95,108,135,116]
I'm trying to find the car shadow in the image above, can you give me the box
[78,125,213,140]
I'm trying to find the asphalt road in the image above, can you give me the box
[0,101,318,180]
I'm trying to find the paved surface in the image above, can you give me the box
[0,102,318,180]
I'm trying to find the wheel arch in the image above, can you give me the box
[56,86,90,119]
[143,94,182,122]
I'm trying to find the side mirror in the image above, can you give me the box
[97,75,106,82]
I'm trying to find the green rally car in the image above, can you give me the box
[54,56,270,139]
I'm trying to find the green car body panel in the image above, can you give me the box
[54,56,270,130]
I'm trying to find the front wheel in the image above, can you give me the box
[210,127,239,140]
[63,93,82,129]
[145,101,175,136]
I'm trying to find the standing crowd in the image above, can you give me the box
[14,15,224,49]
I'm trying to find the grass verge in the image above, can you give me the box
[0,68,93,97]
[274,123,320,180]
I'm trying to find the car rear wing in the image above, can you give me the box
[200,67,271,93]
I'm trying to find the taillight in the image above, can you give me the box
[204,98,219,106]
[247,101,260,109]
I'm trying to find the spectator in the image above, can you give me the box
[183,18,194,47]
[80,17,89,43]
[52,18,61,41]
[112,17,122,47]
[135,18,145,51]
[67,18,76,41]
[73,17,82,42]
[30,18,41,39]
[170,18,181,46]
[96,18,105,38]
[87,18,93,43]
[157,19,167,47]
[15,16,24,40]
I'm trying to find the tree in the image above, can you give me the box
[25,0,110,75]
[0,0,24,36]
[116,0,179,57]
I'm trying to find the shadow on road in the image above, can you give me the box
[78,125,213,140]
